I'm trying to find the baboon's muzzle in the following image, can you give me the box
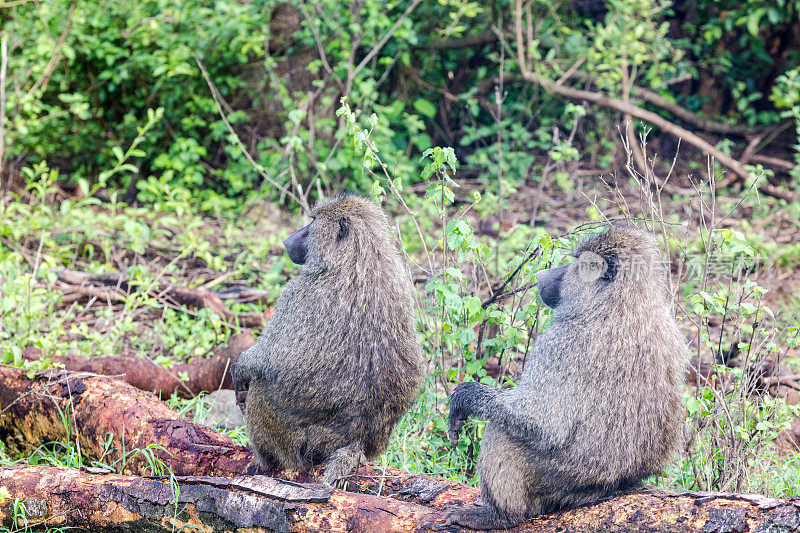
[536,265,567,309]
[284,223,311,265]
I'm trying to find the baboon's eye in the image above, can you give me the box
[337,217,349,242]
[600,252,618,282]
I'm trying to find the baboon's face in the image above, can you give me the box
[536,250,617,309]
[535,264,567,308]
[283,214,349,267]
[283,222,311,264]
[282,196,385,271]
[536,227,661,312]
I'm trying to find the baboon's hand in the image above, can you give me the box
[234,385,248,413]
[448,382,480,446]
[230,360,249,413]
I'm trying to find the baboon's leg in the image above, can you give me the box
[245,379,296,470]
[322,441,365,487]
[446,423,539,529]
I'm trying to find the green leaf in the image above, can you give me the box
[413,98,437,119]
[463,296,483,319]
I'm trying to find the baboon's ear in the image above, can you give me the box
[337,217,349,242]
[600,252,618,282]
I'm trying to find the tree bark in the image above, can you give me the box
[0,465,438,532]
[20,333,255,398]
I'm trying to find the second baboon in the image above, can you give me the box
[230,195,425,485]
[447,226,689,529]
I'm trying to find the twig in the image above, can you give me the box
[424,31,497,50]
[514,0,528,76]
[630,86,758,137]
[199,271,234,290]
[482,247,541,309]
[748,154,796,171]
[738,132,767,166]
[55,281,126,304]
[348,0,422,86]
[193,56,305,209]
[0,0,34,6]
[25,2,76,99]
[403,65,459,102]
[555,57,586,87]
[620,55,649,179]
[763,374,800,389]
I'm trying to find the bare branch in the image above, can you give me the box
[349,0,421,84]
[631,86,762,137]
[511,39,799,201]
[194,55,305,209]
[25,2,76,99]
[424,30,497,50]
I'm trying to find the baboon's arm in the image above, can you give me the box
[230,346,259,412]
[448,382,546,446]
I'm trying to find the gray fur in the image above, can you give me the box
[447,226,689,529]
[231,195,425,485]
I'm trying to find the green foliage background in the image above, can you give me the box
[3,0,799,205]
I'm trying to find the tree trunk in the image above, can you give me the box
[2,465,799,532]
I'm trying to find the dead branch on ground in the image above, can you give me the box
[50,268,272,328]
[20,333,255,398]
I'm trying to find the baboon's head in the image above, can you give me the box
[536,226,668,318]
[283,195,392,273]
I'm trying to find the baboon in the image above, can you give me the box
[230,195,425,485]
[447,226,689,529]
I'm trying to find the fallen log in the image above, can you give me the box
[4,369,800,531]
[0,366,258,477]
[21,333,255,398]
[0,366,478,508]
[2,466,800,532]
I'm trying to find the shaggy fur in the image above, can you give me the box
[231,195,425,484]
[447,226,689,529]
